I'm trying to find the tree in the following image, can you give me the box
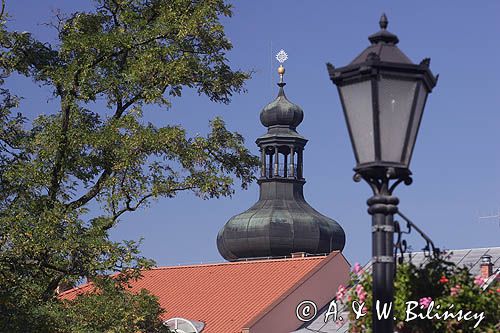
[0,0,259,331]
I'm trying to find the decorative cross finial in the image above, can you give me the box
[379,13,388,30]
[276,49,288,64]
[276,49,288,84]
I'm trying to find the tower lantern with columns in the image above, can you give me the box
[217,50,345,261]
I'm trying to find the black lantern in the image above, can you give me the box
[327,14,438,333]
[327,14,437,178]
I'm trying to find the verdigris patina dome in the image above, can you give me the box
[217,64,345,261]
[217,180,346,260]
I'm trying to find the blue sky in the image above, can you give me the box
[6,1,500,266]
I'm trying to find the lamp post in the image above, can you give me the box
[327,14,437,332]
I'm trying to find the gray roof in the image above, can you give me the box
[365,247,500,277]
[292,247,500,333]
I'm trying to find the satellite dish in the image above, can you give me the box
[164,317,205,333]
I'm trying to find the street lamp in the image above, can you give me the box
[327,14,437,333]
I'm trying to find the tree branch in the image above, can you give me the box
[106,193,154,230]
[43,273,64,301]
[41,261,70,275]
[48,97,71,201]
[113,93,143,119]
[104,185,196,230]
[66,169,112,209]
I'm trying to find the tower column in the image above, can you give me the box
[283,152,288,177]
[274,146,279,177]
[297,148,303,179]
[268,150,273,178]
[260,147,266,178]
[289,146,295,178]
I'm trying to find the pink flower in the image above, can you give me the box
[450,284,461,296]
[355,284,368,302]
[336,284,346,300]
[474,275,485,286]
[419,297,432,309]
[353,262,363,275]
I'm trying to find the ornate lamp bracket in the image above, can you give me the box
[394,211,441,264]
[353,167,440,265]
[353,166,413,197]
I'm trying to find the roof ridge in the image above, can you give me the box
[394,246,500,257]
[151,255,328,271]
[444,247,500,252]
[59,255,329,298]
[58,282,93,297]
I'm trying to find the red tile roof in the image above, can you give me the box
[60,254,333,333]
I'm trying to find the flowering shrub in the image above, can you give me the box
[338,255,499,332]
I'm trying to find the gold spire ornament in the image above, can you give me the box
[275,49,288,83]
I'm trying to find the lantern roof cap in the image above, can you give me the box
[350,13,413,65]
[368,13,400,45]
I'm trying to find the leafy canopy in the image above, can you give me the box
[0,0,258,331]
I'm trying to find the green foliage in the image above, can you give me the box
[341,256,500,333]
[4,276,171,333]
[51,278,171,333]
[0,0,258,331]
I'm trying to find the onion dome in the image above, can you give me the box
[260,81,304,129]
[216,180,346,261]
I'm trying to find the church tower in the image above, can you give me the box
[217,52,345,261]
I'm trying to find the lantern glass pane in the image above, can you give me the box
[404,84,428,165]
[339,80,374,164]
[378,77,417,164]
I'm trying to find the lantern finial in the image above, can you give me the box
[379,13,388,30]
[368,13,399,45]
